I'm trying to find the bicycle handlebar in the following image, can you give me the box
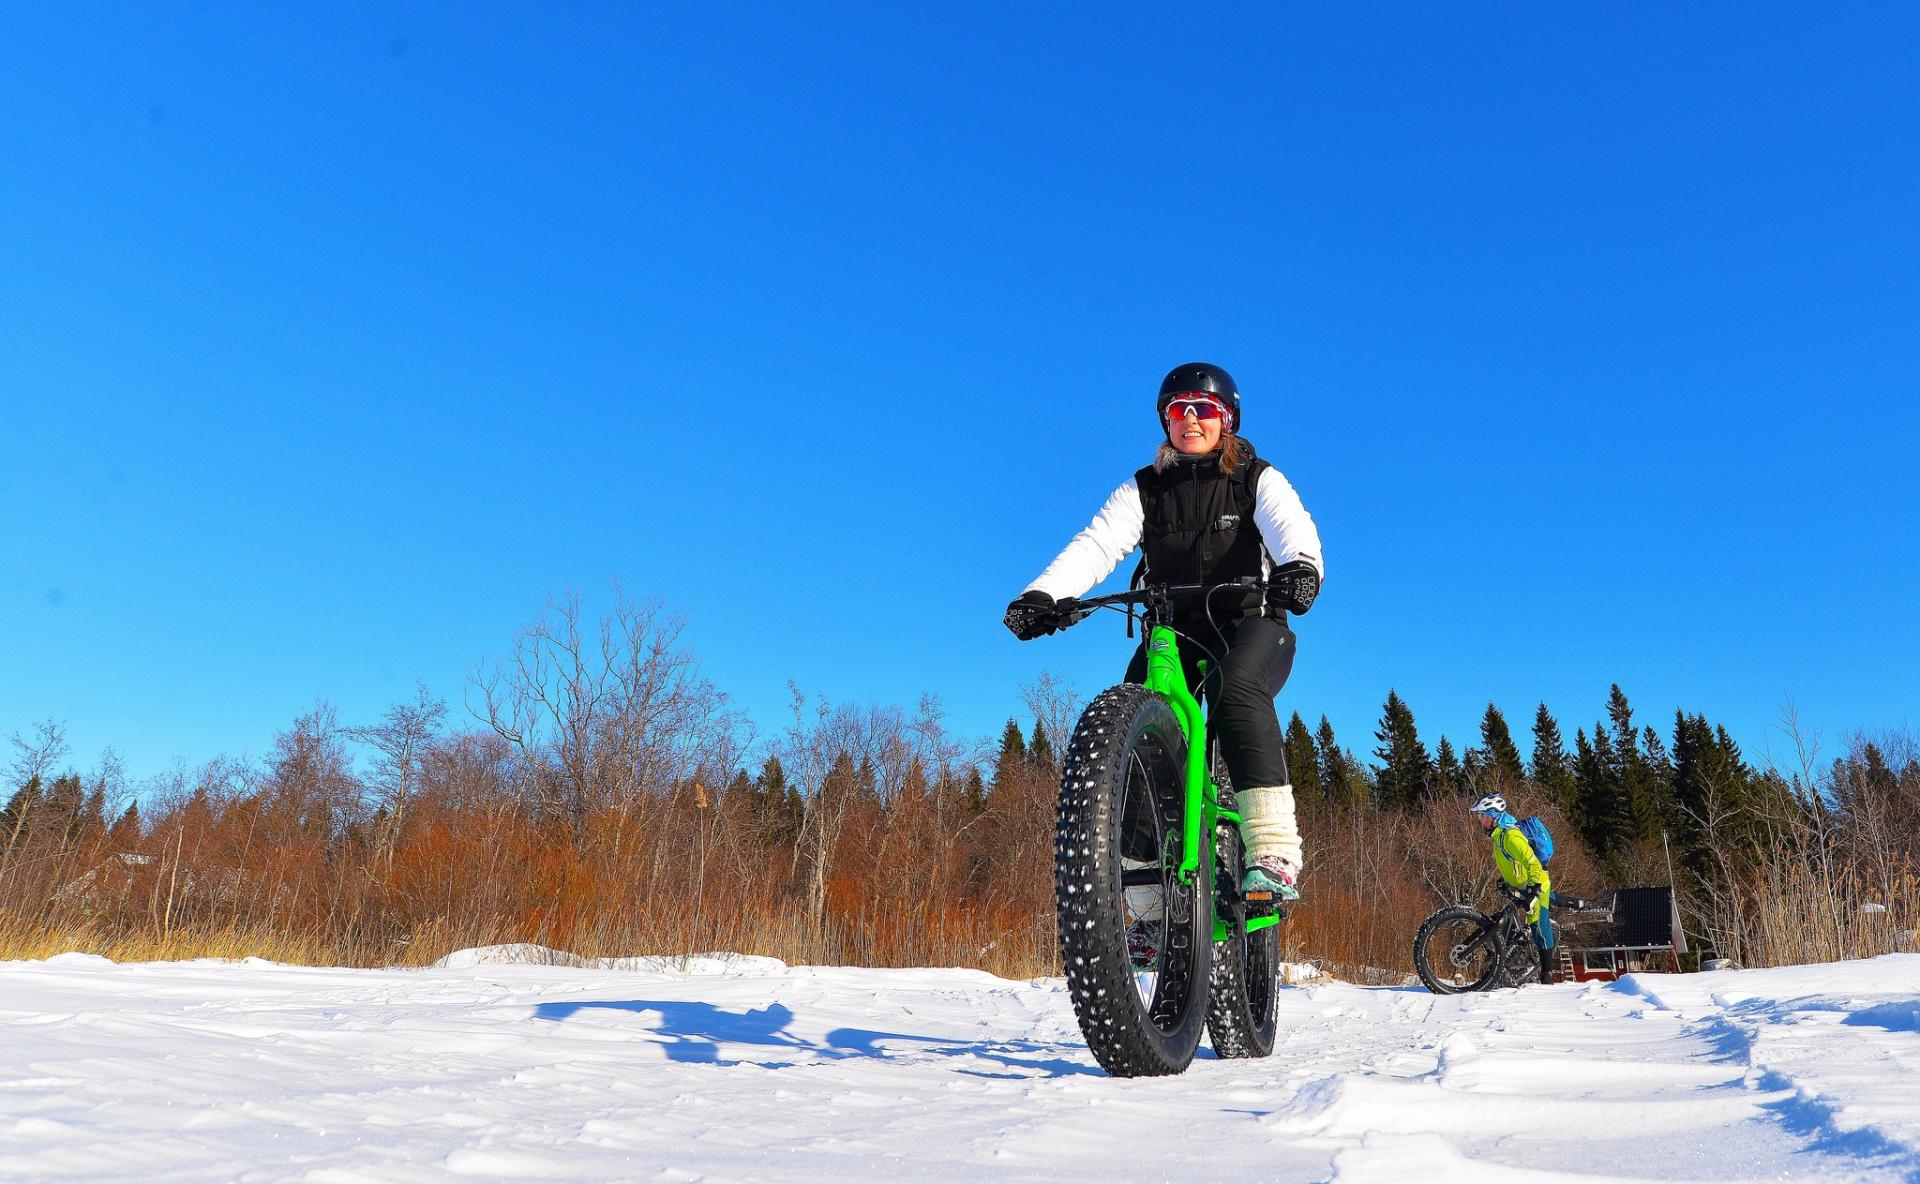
[1497,883,1577,914]
[1060,577,1265,625]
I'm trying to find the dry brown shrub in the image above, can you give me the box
[10,662,1915,983]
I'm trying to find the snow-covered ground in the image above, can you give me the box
[4,949,1917,1183]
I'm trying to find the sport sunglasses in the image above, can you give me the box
[1163,395,1230,423]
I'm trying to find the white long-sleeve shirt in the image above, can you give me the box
[1024,466,1324,601]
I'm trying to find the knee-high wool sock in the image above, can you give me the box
[1238,784,1303,871]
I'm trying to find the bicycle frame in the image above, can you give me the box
[1481,894,1544,979]
[1137,619,1280,941]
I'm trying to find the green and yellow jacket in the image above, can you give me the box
[1492,821,1550,923]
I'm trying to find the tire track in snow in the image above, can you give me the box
[1614,967,1920,1178]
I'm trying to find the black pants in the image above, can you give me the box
[1124,614,1296,791]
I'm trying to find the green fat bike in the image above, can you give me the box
[1045,580,1284,1077]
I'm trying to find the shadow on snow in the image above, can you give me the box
[534,999,1099,1077]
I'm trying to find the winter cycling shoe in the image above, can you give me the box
[1241,855,1301,904]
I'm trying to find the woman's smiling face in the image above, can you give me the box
[1165,398,1227,454]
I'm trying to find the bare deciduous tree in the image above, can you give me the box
[4,720,70,857]
[1019,670,1082,770]
[469,586,746,834]
[346,682,447,863]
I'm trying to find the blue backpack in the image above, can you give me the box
[1515,816,1555,864]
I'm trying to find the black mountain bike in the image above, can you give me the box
[1412,881,1566,993]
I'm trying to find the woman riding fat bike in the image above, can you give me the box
[1004,361,1326,912]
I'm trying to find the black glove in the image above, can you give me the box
[1522,883,1542,905]
[1269,559,1321,615]
[1004,590,1073,641]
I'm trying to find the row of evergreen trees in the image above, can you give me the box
[2,774,140,855]
[1352,683,1798,883]
[801,679,1798,893]
[978,683,1792,889]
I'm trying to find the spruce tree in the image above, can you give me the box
[963,767,988,814]
[1605,686,1668,843]
[821,751,859,811]
[723,769,754,813]
[1575,723,1632,864]
[1479,704,1527,788]
[756,756,786,807]
[1372,690,1433,810]
[42,775,85,845]
[990,720,1026,799]
[1670,711,1749,879]
[1284,713,1324,808]
[1027,722,1055,775]
[853,754,880,805]
[1530,704,1578,818]
[1711,721,1767,853]
[1640,724,1680,835]
[896,757,929,807]
[1315,716,1365,808]
[2,777,40,853]
[755,756,799,841]
[107,802,141,848]
[77,786,107,844]
[1433,737,1464,798]
[1840,743,1898,821]
[1573,728,1603,851]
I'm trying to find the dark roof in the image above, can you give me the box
[1562,886,1683,953]
[1614,887,1676,946]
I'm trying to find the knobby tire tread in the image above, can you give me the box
[1204,788,1279,1059]
[1413,905,1502,994]
[1056,683,1210,1077]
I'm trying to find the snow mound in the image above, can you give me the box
[432,943,786,974]
[1279,960,1325,984]
[39,952,115,967]
[432,943,591,969]
[595,952,788,975]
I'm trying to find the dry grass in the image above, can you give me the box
[0,909,1057,977]
[7,706,1911,981]
[0,919,346,966]
[1722,856,1918,969]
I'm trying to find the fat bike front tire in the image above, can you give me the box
[1205,790,1280,1058]
[1056,683,1212,1077]
[1412,905,1502,994]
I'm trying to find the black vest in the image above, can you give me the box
[1133,446,1277,621]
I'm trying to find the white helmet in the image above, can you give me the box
[1470,793,1507,817]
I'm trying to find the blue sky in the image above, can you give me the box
[5,4,1917,786]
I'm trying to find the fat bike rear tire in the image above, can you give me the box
[1412,905,1502,994]
[1205,791,1280,1058]
[1496,916,1559,987]
[1056,683,1211,1077]
[1497,932,1543,988]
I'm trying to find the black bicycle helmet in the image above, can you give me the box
[1156,361,1241,431]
